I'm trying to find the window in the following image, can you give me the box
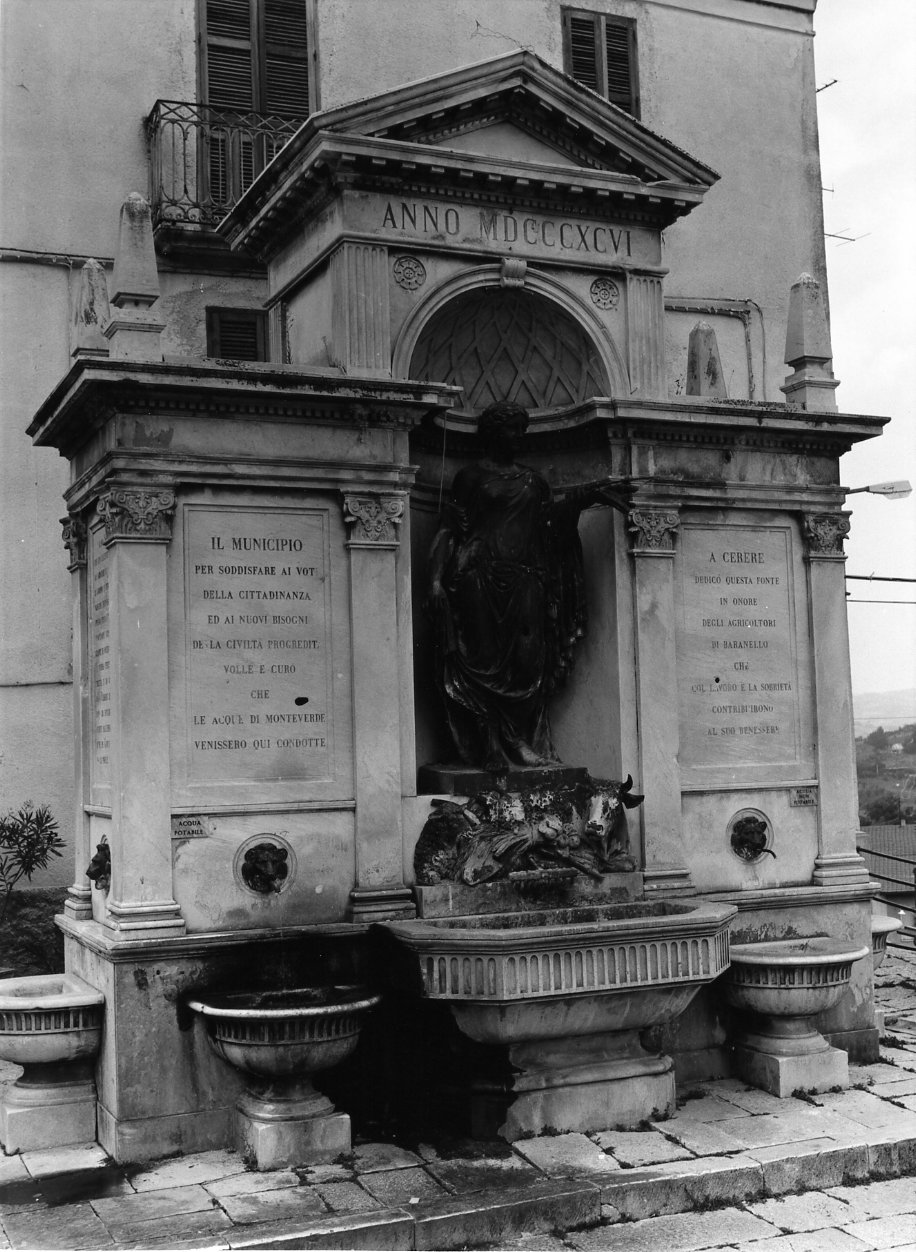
[206,307,269,360]
[200,0,314,207]
[562,9,639,117]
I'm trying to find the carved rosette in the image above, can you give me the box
[60,515,88,571]
[392,255,427,291]
[97,488,176,544]
[590,277,620,310]
[628,509,680,555]
[343,494,405,548]
[803,512,850,559]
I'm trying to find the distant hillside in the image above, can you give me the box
[854,689,916,739]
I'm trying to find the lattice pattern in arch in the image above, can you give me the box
[410,289,610,413]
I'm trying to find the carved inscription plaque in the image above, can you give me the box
[678,526,799,772]
[89,528,112,799]
[184,507,330,785]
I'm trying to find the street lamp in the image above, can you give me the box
[845,480,913,499]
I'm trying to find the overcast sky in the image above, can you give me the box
[813,0,916,699]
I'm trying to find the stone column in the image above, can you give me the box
[61,514,93,922]
[342,492,415,921]
[98,487,185,935]
[628,509,693,896]
[804,512,869,885]
[330,243,391,375]
[626,273,665,399]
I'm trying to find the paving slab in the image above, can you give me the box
[712,1085,789,1116]
[747,1191,862,1232]
[227,1209,414,1250]
[731,1233,871,1252]
[206,1169,300,1198]
[99,1205,234,1248]
[351,1142,423,1173]
[216,1185,326,1225]
[312,1179,384,1213]
[19,1142,109,1177]
[670,1094,745,1122]
[651,1117,748,1156]
[125,1148,243,1191]
[91,1183,216,1229]
[826,1175,916,1220]
[590,1128,693,1166]
[841,1213,916,1249]
[0,1162,27,1188]
[424,1153,541,1195]
[359,1164,449,1207]
[1,1200,116,1250]
[568,1205,780,1250]
[512,1132,619,1176]
[869,1075,916,1097]
[413,1180,600,1251]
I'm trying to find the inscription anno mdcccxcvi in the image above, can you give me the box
[381,200,634,257]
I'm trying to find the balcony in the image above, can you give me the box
[146,100,305,251]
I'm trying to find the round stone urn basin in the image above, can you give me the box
[723,937,870,1023]
[0,973,104,1067]
[871,916,903,972]
[187,985,381,1080]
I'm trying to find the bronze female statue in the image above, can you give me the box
[428,402,627,771]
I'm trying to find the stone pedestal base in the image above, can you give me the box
[501,1032,676,1141]
[1,1070,97,1153]
[732,1040,848,1098]
[235,1085,352,1171]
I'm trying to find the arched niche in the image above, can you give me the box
[393,266,627,413]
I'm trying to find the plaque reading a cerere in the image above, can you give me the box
[678,525,800,772]
[184,506,331,784]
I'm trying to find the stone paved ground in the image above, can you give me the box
[0,941,914,1251]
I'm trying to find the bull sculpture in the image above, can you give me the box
[414,776,643,886]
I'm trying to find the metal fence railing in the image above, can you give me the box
[146,100,305,231]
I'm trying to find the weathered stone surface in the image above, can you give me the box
[650,1117,746,1156]
[512,1133,618,1176]
[747,1191,859,1232]
[351,1143,423,1173]
[424,1155,540,1195]
[206,1170,300,1198]
[591,1129,692,1166]
[413,1181,600,1251]
[217,1186,326,1225]
[360,1165,447,1206]
[313,1181,384,1213]
[841,1213,916,1249]
[1,1201,115,1250]
[568,1205,779,1250]
[19,1143,108,1177]
[227,1210,414,1250]
[91,1183,216,1227]
[826,1175,916,1220]
[125,1149,243,1191]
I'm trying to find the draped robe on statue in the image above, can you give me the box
[431,459,586,769]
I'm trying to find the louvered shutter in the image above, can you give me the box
[605,19,636,112]
[205,0,255,109]
[262,0,310,116]
[562,9,638,117]
[566,13,600,93]
[206,308,268,360]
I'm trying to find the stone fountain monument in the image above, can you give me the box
[14,52,887,1164]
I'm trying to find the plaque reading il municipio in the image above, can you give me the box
[677,525,802,775]
[183,506,331,786]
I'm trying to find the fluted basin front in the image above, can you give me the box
[187,985,380,1170]
[0,973,104,1067]
[383,899,736,1138]
[187,985,380,1080]
[722,937,869,1022]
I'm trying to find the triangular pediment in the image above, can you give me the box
[222,50,718,259]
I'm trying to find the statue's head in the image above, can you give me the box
[477,402,529,451]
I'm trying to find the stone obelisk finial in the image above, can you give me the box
[103,192,165,361]
[780,273,839,412]
[686,321,727,398]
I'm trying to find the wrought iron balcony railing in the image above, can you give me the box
[146,100,306,232]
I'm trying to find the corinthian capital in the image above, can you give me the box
[628,509,680,554]
[98,488,176,544]
[803,512,850,558]
[343,494,405,548]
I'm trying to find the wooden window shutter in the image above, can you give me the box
[562,8,639,117]
[206,307,268,360]
[262,0,310,116]
[204,0,255,109]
